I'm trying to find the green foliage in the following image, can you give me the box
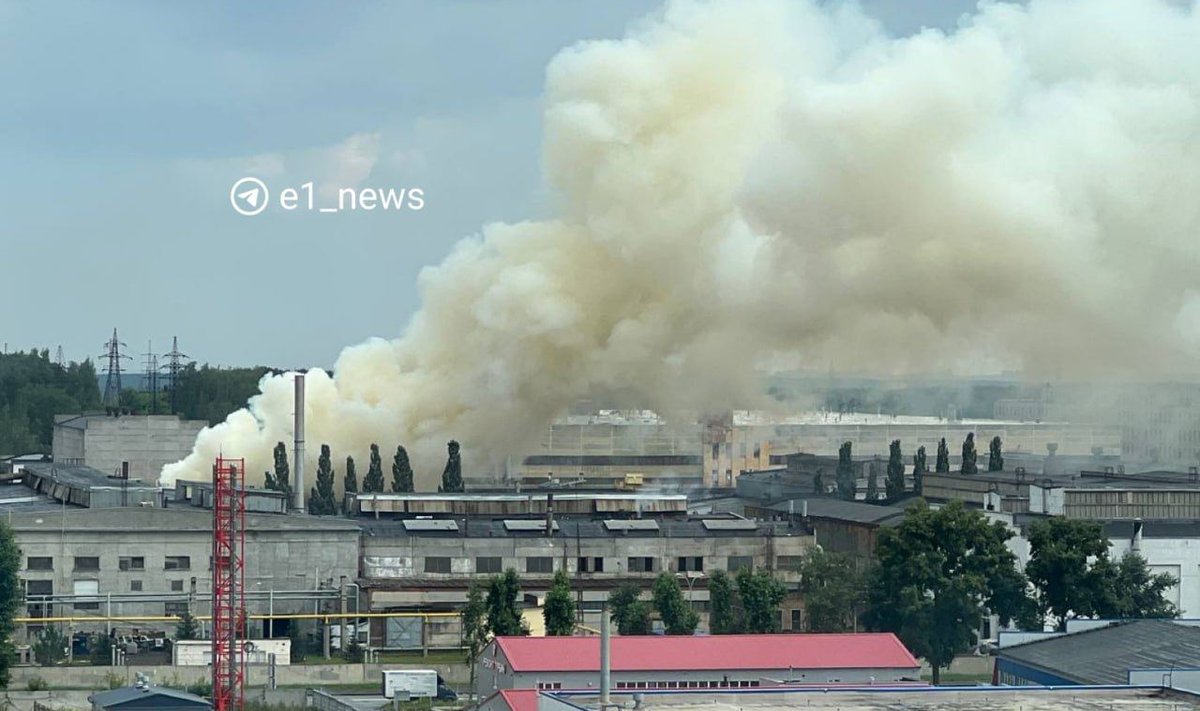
[288,621,308,663]
[265,442,292,503]
[960,433,978,475]
[309,444,338,515]
[0,351,100,453]
[885,440,905,501]
[988,436,1004,472]
[707,570,742,634]
[652,573,698,635]
[344,456,358,495]
[103,671,124,689]
[173,363,272,424]
[186,678,213,697]
[609,584,652,636]
[835,441,856,501]
[462,580,489,694]
[26,676,48,691]
[812,469,824,495]
[485,570,527,637]
[341,638,365,663]
[1027,519,1177,629]
[33,626,68,666]
[735,569,787,633]
[864,500,1034,684]
[935,438,950,473]
[392,445,415,493]
[176,610,199,640]
[912,446,927,496]
[441,440,464,492]
[363,444,386,493]
[0,520,20,684]
[797,548,867,632]
[543,570,577,636]
[865,463,879,502]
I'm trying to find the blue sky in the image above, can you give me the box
[0,0,979,368]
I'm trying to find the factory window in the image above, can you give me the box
[170,580,185,592]
[74,556,100,572]
[164,556,191,571]
[475,557,502,574]
[73,579,99,611]
[526,557,553,574]
[627,556,656,573]
[677,556,704,573]
[26,580,52,618]
[165,602,189,617]
[130,580,143,592]
[775,556,804,571]
[727,556,753,572]
[119,556,145,571]
[578,556,604,573]
[26,557,52,571]
[424,557,452,574]
[790,609,803,631]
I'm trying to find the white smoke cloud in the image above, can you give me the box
[162,0,1200,489]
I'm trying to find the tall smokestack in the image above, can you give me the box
[600,603,611,706]
[294,374,305,513]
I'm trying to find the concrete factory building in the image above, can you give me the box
[52,413,207,481]
[474,633,921,696]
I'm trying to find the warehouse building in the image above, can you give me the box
[52,413,207,482]
[995,619,1200,686]
[11,507,358,640]
[360,514,814,646]
[474,633,920,697]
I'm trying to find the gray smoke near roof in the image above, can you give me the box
[162,0,1200,489]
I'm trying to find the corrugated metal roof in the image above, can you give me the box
[90,686,211,709]
[999,619,1200,684]
[493,633,919,673]
[498,689,540,711]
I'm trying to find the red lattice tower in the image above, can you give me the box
[212,458,246,711]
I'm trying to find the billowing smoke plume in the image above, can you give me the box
[162,0,1200,489]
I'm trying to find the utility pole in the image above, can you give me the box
[101,328,130,413]
[161,336,190,416]
[142,341,159,415]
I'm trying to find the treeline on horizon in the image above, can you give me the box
[0,349,271,455]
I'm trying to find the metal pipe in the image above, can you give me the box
[294,373,306,512]
[600,604,611,706]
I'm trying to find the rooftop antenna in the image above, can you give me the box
[161,336,191,415]
[142,341,159,415]
[101,328,130,414]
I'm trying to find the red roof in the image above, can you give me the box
[494,633,918,673]
[498,689,540,711]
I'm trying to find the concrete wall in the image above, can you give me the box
[53,415,207,482]
[1109,536,1191,614]
[7,661,469,691]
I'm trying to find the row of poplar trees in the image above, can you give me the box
[263,439,465,515]
[823,433,1007,502]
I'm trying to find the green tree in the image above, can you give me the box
[0,351,102,453]
[835,442,856,501]
[344,456,358,495]
[796,548,867,633]
[812,468,825,495]
[1026,518,1111,629]
[912,446,927,496]
[269,442,292,503]
[173,363,273,425]
[864,500,1034,684]
[32,627,67,666]
[736,569,787,633]
[362,444,385,493]
[885,440,905,501]
[486,570,527,637]
[935,438,950,473]
[176,610,199,640]
[652,573,698,635]
[392,445,414,493]
[960,433,978,475]
[988,436,1004,472]
[461,581,489,694]
[543,570,576,636]
[1094,552,1178,621]
[441,440,464,492]
[309,444,337,515]
[0,520,20,684]
[609,584,652,636]
[865,462,879,502]
[707,569,742,634]
[89,634,112,666]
